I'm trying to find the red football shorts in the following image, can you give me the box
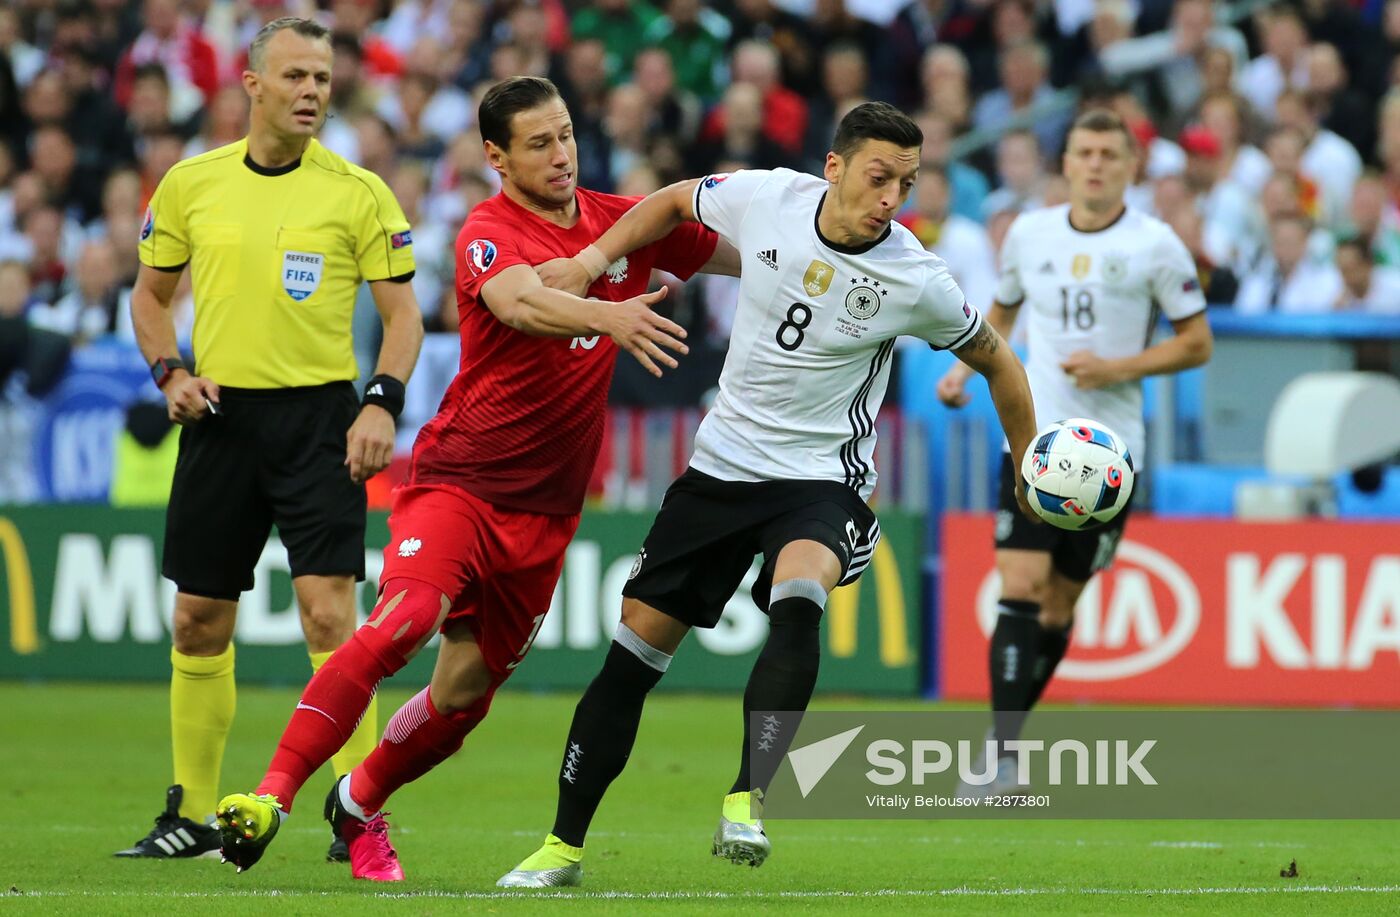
[379,484,579,680]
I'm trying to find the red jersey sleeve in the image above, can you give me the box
[455,219,532,303]
[649,220,718,281]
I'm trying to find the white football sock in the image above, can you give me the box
[338,774,374,823]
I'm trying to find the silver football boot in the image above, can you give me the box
[712,815,772,867]
[496,835,584,888]
[712,792,771,867]
[496,861,583,888]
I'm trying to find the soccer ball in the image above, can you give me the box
[1020,418,1134,531]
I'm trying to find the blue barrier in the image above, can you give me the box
[1154,464,1400,518]
[1151,464,1270,517]
[1204,310,1400,339]
[31,341,151,503]
[18,336,462,504]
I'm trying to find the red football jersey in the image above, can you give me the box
[408,189,717,515]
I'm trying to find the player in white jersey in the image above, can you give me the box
[499,103,1039,888]
[937,109,1213,794]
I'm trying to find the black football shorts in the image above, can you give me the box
[162,381,366,599]
[622,467,880,627]
[994,453,1133,581]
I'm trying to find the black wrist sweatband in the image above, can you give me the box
[362,374,405,419]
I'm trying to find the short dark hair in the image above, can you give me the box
[479,77,563,150]
[824,40,866,63]
[248,17,331,72]
[1337,234,1371,258]
[331,33,364,61]
[831,101,922,160]
[1068,108,1136,151]
[140,122,186,145]
[56,0,95,21]
[133,62,170,88]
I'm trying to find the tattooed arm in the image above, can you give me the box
[936,300,1019,407]
[953,322,1039,520]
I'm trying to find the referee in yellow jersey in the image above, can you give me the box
[115,17,424,862]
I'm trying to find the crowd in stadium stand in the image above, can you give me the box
[2,0,1400,395]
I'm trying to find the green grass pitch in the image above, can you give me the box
[1,682,1397,915]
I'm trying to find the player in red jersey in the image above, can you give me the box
[214,76,734,881]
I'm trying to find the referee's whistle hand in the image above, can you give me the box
[603,287,689,379]
[345,406,396,484]
[165,373,220,426]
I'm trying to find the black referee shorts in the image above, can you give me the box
[162,381,366,600]
[994,453,1133,582]
[622,467,880,628]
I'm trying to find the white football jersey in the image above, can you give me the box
[995,204,1206,463]
[690,168,981,499]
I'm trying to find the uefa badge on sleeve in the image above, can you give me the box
[465,239,497,276]
[140,207,154,242]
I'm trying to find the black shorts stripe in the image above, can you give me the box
[840,518,882,584]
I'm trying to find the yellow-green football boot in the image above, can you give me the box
[712,790,770,867]
[215,792,284,873]
[497,834,584,888]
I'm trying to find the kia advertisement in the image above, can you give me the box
[939,515,1400,707]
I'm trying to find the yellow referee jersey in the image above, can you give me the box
[138,138,415,388]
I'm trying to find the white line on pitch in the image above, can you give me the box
[40,823,1313,850]
[14,886,1400,900]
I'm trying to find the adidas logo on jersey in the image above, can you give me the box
[757,249,778,271]
[1038,260,1055,274]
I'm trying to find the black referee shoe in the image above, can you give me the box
[327,800,350,863]
[114,785,221,859]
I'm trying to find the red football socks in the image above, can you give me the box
[349,685,494,814]
[256,628,402,811]
[256,579,454,811]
